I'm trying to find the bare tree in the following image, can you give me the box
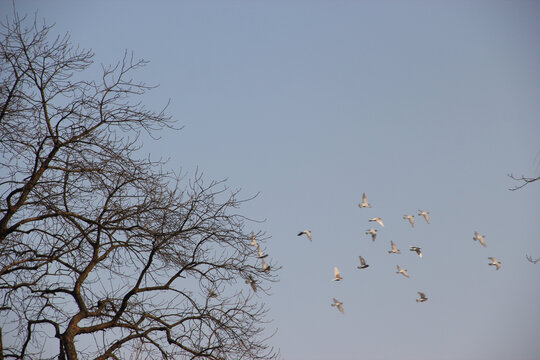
[0,14,278,360]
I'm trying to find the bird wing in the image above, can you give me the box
[337,303,344,314]
[306,231,312,241]
[334,267,340,277]
[391,241,397,251]
[359,256,366,265]
[418,291,425,298]
[251,233,258,246]
[479,238,487,247]
[363,193,368,204]
[377,218,384,227]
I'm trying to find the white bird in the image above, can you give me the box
[416,291,428,302]
[256,244,268,259]
[369,217,384,227]
[365,228,378,242]
[297,230,312,242]
[357,256,369,269]
[418,210,430,224]
[261,258,270,273]
[396,265,409,278]
[403,214,415,228]
[251,232,258,247]
[332,266,343,281]
[245,276,257,292]
[473,232,487,247]
[331,298,344,314]
[488,257,501,270]
[388,240,400,254]
[358,193,371,208]
[410,246,423,258]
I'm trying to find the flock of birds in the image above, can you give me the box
[288,193,502,315]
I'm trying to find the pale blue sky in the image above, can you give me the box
[3,1,540,359]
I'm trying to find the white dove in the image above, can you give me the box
[396,265,409,278]
[418,210,430,224]
[388,240,400,254]
[365,228,378,242]
[369,217,384,227]
[403,214,415,228]
[488,257,501,270]
[358,193,371,208]
[473,232,487,247]
[332,266,343,281]
[331,298,344,314]
[297,230,312,241]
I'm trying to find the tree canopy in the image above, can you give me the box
[0,14,277,360]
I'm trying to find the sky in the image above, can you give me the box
[2,1,540,359]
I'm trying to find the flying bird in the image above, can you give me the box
[418,210,430,224]
[331,298,344,314]
[357,256,369,269]
[332,266,343,281]
[388,240,400,254]
[251,233,258,247]
[369,217,384,227]
[365,228,378,242]
[396,265,409,278]
[473,232,487,247]
[488,257,501,270]
[297,230,312,242]
[416,291,428,302]
[245,276,257,292]
[208,290,218,298]
[410,246,423,258]
[261,258,270,273]
[358,193,371,208]
[403,214,415,228]
[256,244,268,259]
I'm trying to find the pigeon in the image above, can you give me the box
[416,291,428,302]
[358,193,371,208]
[256,244,268,259]
[331,298,344,314]
[297,230,312,242]
[251,233,258,247]
[208,290,218,298]
[396,265,409,278]
[388,240,400,254]
[261,258,270,273]
[418,210,430,224]
[365,228,378,242]
[473,232,487,247]
[403,214,415,228]
[332,266,343,281]
[369,217,384,227]
[488,257,501,270]
[357,256,369,269]
[246,276,257,292]
[410,246,423,258]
